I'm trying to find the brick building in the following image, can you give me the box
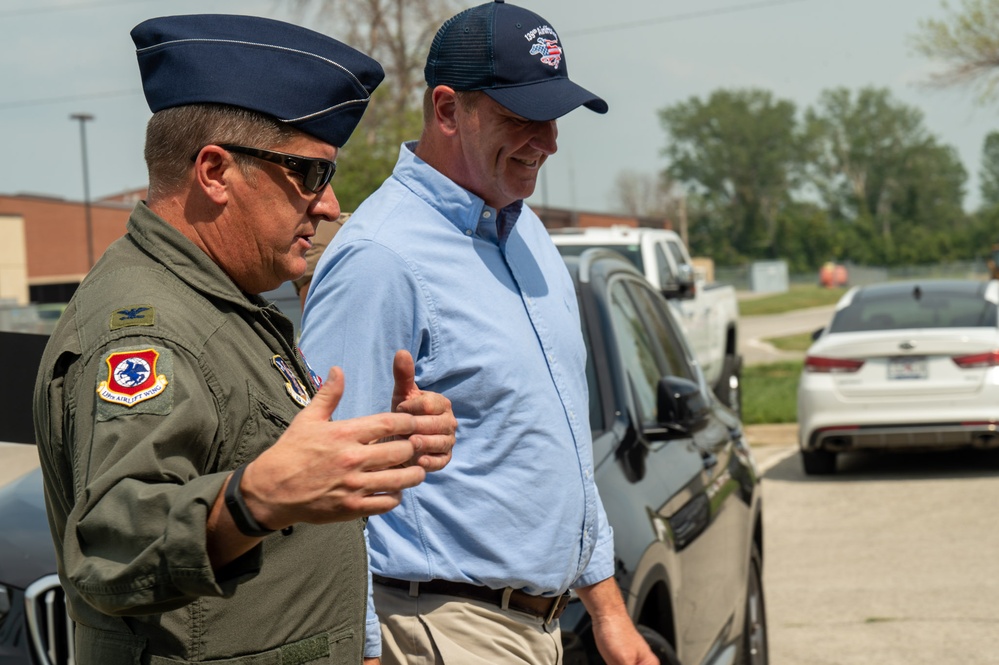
[0,191,141,305]
[0,189,670,308]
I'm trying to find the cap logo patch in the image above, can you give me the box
[97,349,169,406]
[273,355,312,408]
[525,25,562,70]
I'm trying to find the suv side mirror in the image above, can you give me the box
[656,376,709,433]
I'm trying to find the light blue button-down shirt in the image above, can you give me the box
[299,143,615,656]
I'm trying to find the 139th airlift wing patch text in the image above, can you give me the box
[97,347,172,418]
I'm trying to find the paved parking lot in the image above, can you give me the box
[760,444,999,664]
[0,442,38,484]
[11,429,996,665]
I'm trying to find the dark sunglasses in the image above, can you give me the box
[216,144,336,193]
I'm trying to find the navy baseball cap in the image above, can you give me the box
[131,14,385,148]
[424,0,608,122]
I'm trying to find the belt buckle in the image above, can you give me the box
[545,593,569,624]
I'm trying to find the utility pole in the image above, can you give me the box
[678,192,689,247]
[70,113,95,269]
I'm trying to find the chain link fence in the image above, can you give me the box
[714,260,992,292]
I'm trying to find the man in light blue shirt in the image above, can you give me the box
[300,2,657,663]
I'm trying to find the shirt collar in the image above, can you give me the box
[394,141,524,240]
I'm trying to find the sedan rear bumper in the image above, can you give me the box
[804,422,999,453]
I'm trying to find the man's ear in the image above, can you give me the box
[192,145,232,205]
[432,86,460,137]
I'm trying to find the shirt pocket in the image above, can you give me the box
[231,385,294,467]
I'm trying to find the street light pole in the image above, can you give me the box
[70,113,95,269]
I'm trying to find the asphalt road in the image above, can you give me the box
[0,441,39,484]
[6,440,999,664]
[739,304,836,366]
[756,443,999,664]
[740,303,999,662]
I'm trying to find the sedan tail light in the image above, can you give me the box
[952,350,999,368]
[803,355,865,373]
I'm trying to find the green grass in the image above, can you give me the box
[739,290,828,423]
[738,287,832,423]
[738,284,846,316]
[765,331,815,352]
[742,360,802,424]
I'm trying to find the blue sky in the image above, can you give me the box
[1,0,992,214]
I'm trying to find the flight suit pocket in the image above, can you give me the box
[232,386,293,467]
[74,623,146,665]
[40,366,82,501]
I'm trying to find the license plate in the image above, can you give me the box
[887,356,928,380]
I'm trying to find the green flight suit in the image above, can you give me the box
[32,203,367,664]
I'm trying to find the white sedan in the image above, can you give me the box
[797,278,999,474]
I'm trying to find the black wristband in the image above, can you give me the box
[224,464,276,538]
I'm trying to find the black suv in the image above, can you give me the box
[0,330,68,665]
[0,250,766,665]
[559,250,766,665]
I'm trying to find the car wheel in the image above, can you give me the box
[637,625,681,665]
[801,449,837,475]
[740,544,768,665]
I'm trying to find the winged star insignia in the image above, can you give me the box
[273,355,311,408]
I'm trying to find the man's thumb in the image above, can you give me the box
[305,367,344,420]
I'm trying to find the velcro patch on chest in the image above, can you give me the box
[272,355,311,408]
[96,346,173,419]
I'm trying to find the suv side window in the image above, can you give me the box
[625,280,698,383]
[609,281,661,425]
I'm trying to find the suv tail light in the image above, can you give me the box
[952,350,999,368]
[804,355,865,373]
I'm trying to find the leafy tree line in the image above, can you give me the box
[638,85,999,272]
[620,0,999,272]
[277,0,999,273]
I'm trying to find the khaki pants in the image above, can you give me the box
[374,582,563,665]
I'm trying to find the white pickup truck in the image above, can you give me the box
[550,226,742,413]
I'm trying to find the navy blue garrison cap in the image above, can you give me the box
[131,14,384,148]
[425,0,607,122]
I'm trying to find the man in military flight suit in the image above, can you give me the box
[32,14,456,665]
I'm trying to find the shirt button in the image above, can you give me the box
[465,229,473,236]
[482,210,492,219]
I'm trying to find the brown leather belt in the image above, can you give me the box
[372,575,571,624]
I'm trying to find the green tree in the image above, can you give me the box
[769,203,837,274]
[284,0,462,210]
[659,89,805,260]
[804,87,966,261]
[911,0,999,103]
[979,131,999,207]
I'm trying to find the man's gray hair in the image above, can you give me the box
[144,104,300,199]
